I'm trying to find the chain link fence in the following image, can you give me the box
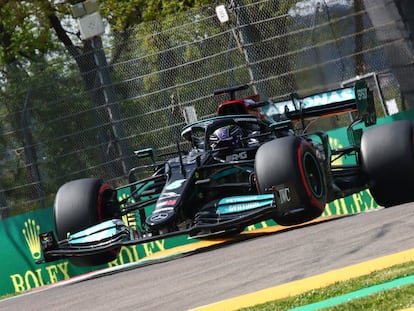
[0,0,406,217]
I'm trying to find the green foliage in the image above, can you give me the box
[0,53,100,211]
[99,0,213,30]
[0,1,56,65]
[0,0,214,68]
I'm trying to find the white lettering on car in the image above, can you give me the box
[278,187,291,204]
[225,151,248,162]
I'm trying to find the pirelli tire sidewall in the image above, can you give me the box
[54,178,120,266]
[254,136,326,226]
[361,120,414,207]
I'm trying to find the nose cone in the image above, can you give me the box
[146,210,175,227]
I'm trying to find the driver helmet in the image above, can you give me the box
[209,125,244,149]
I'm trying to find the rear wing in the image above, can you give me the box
[262,79,376,127]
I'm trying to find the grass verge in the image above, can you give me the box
[239,261,414,311]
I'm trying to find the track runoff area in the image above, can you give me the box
[188,219,414,311]
[95,214,414,311]
[189,247,414,311]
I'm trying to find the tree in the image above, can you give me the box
[0,0,212,214]
[0,0,213,69]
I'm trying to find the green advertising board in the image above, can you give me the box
[1,110,413,297]
[0,207,203,295]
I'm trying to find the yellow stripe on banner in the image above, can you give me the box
[190,248,414,311]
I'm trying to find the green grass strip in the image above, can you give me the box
[288,274,414,311]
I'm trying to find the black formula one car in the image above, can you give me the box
[38,79,414,266]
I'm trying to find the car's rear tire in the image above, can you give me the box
[360,120,414,207]
[54,178,120,266]
[255,136,326,226]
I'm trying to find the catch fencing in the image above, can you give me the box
[0,0,406,216]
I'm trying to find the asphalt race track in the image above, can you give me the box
[2,203,414,311]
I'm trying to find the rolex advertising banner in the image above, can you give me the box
[0,208,94,295]
[1,111,414,297]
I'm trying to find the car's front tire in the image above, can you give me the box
[54,178,120,266]
[255,136,326,225]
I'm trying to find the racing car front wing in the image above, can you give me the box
[37,194,278,264]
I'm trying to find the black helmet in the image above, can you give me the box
[209,125,244,149]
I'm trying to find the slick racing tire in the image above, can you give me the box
[360,120,414,207]
[54,178,120,266]
[255,136,326,226]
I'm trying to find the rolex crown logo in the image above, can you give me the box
[22,218,41,260]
